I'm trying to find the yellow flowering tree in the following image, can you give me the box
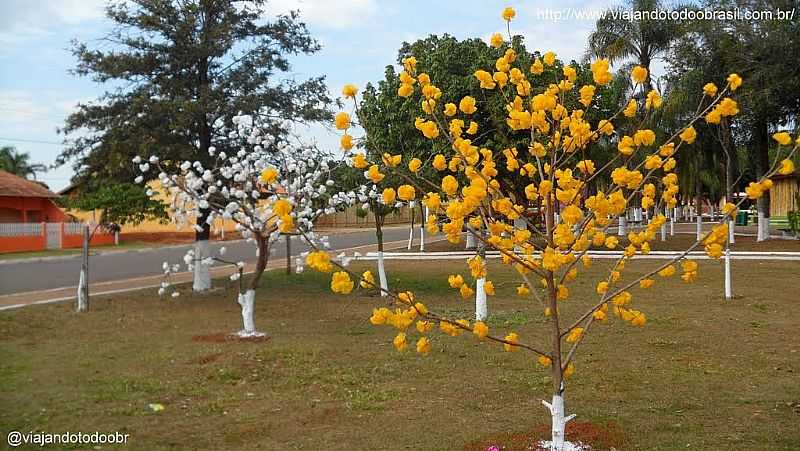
[318,8,798,450]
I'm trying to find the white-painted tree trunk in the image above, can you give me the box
[193,239,212,291]
[76,268,88,312]
[377,250,388,297]
[114,231,119,245]
[542,394,576,451]
[696,213,702,241]
[475,277,487,321]
[729,218,735,244]
[724,247,732,300]
[670,210,675,236]
[419,206,427,251]
[757,211,768,241]
[236,289,265,337]
[617,214,626,236]
[407,223,414,250]
[465,229,476,249]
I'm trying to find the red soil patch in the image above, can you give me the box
[188,352,224,365]
[464,421,625,451]
[191,333,271,344]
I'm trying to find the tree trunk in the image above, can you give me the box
[754,119,771,241]
[235,236,269,337]
[419,204,426,251]
[375,213,388,297]
[695,183,703,241]
[407,207,414,250]
[474,224,488,321]
[193,223,212,292]
[76,224,90,312]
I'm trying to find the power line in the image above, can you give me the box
[0,137,63,145]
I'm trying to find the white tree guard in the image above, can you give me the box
[76,269,88,312]
[465,229,476,249]
[236,289,265,337]
[540,394,580,451]
[724,247,732,300]
[193,239,212,291]
[617,214,626,236]
[377,250,389,297]
[475,277,487,321]
[419,206,428,251]
[757,210,767,241]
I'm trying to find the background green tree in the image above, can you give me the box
[0,146,47,180]
[58,0,332,244]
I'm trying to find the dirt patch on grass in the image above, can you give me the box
[464,421,625,451]
[188,352,225,365]
[191,333,271,343]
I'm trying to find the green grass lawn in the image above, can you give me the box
[1,259,799,450]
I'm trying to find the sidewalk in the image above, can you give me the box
[0,234,439,311]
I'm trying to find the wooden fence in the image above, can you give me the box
[315,205,415,228]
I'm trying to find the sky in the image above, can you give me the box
[0,0,648,191]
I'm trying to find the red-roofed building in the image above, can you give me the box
[0,170,66,223]
[0,170,113,253]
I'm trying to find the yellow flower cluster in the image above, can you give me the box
[305,251,333,272]
[330,271,354,294]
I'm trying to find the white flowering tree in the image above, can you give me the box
[137,115,355,337]
[306,7,799,451]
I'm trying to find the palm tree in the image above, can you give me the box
[586,0,683,93]
[0,146,47,179]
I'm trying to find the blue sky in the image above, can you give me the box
[0,0,637,191]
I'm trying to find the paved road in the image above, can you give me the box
[0,227,413,295]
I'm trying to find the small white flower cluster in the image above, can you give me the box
[136,114,363,296]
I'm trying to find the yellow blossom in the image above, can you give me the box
[543,51,556,66]
[340,133,353,150]
[631,66,648,84]
[680,126,697,144]
[727,73,742,91]
[360,270,375,289]
[393,332,407,352]
[703,83,718,97]
[459,96,477,114]
[260,167,279,184]
[334,112,350,130]
[306,251,333,272]
[382,188,396,204]
[778,159,795,175]
[408,158,422,173]
[502,6,516,21]
[566,327,584,343]
[416,336,431,354]
[342,84,358,98]
[398,185,416,201]
[773,132,792,146]
[503,332,519,352]
[538,355,552,367]
[473,321,489,339]
[330,271,354,294]
[366,165,384,183]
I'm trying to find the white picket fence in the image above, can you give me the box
[0,223,43,237]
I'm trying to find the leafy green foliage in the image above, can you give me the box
[61,183,167,227]
[58,0,332,187]
[0,146,47,179]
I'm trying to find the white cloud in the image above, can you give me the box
[0,0,105,45]
[268,0,378,30]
